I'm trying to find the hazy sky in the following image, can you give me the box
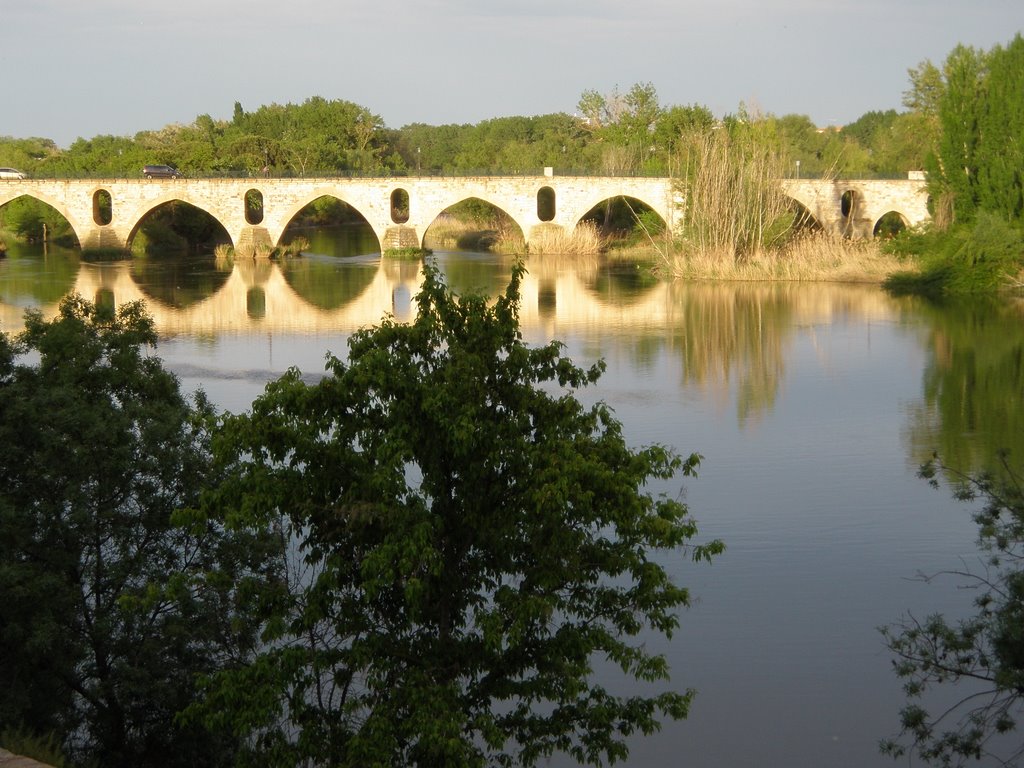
[4,0,1022,147]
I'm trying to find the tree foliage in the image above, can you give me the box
[882,453,1024,766]
[0,296,268,767]
[924,34,1024,227]
[191,263,722,767]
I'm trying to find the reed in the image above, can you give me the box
[524,221,604,256]
[674,122,794,258]
[662,233,908,282]
[282,236,308,257]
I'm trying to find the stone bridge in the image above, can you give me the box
[0,174,929,252]
[780,178,930,238]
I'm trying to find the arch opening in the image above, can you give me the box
[579,196,663,253]
[128,200,231,254]
[281,195,378,257]
[391,188,410,224]
[873,211,908,239]
[841,189,858,218]
[245,189,264,225]
[787,199,824,235]
[537,186,556,222]
[93,189,112,226]
[424,197,524,255]
[840,190,860,237]
[0,194,81,247]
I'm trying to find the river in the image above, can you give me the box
[2,234,1022,767]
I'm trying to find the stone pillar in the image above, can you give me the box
[80,225,128,251]
[383,225,419,250]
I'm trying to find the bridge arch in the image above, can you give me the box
[0,192,85,247]
[576,195,666,235]
[873,211,908,238]
[125,196,231,252]
[417,187,534,250]
[423,196,526,252]
[276,192,380,252]
[274,189,382,251]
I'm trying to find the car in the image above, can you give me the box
[142,164,183,179]
[0,168,27,180]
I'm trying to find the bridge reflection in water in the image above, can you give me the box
[1,254,900,340]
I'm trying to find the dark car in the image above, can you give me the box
[142,164,183,179]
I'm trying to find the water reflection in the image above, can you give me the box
[585,260,660,305]
[279,254,380,310]
[0,240,80,307]
[903,295,1024,476]
[283,225,380,258]
[131,254,232,309]
[8,245,1022,456]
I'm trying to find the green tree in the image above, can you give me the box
[192,264,722,767]
[0,296,268,767]
[975,34,1024,222]
[887,35,1024,294]
[576,83,664,174]
[928,44,989,224]
[882,454,1024,766]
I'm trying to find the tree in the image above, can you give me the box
[0,296,268,767]
[192,263,722,767]
[928,44,989,224]
[882,453,1024,766]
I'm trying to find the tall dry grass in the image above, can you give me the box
[659,119,915,283]
[676,123,793,257]
[522,221,605,256]
[664,233,907,282]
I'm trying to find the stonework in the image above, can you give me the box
[0,175,929,251]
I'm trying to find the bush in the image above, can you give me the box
[884,212,1024,294]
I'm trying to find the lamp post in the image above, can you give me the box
[795,159,801,179]
[416,147,421,172]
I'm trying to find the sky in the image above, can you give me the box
[3,0,1022,148]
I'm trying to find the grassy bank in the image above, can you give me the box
[882,213,1024,295]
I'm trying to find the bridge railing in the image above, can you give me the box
[3,169,928,182]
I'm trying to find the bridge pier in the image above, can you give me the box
[383,225,419,250]
[235,225,273,254]
[80,225,127,251]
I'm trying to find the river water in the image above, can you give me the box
[2,235,1022,767]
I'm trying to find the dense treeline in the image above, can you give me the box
[0,87,927,181]
[884,33,1024,294]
